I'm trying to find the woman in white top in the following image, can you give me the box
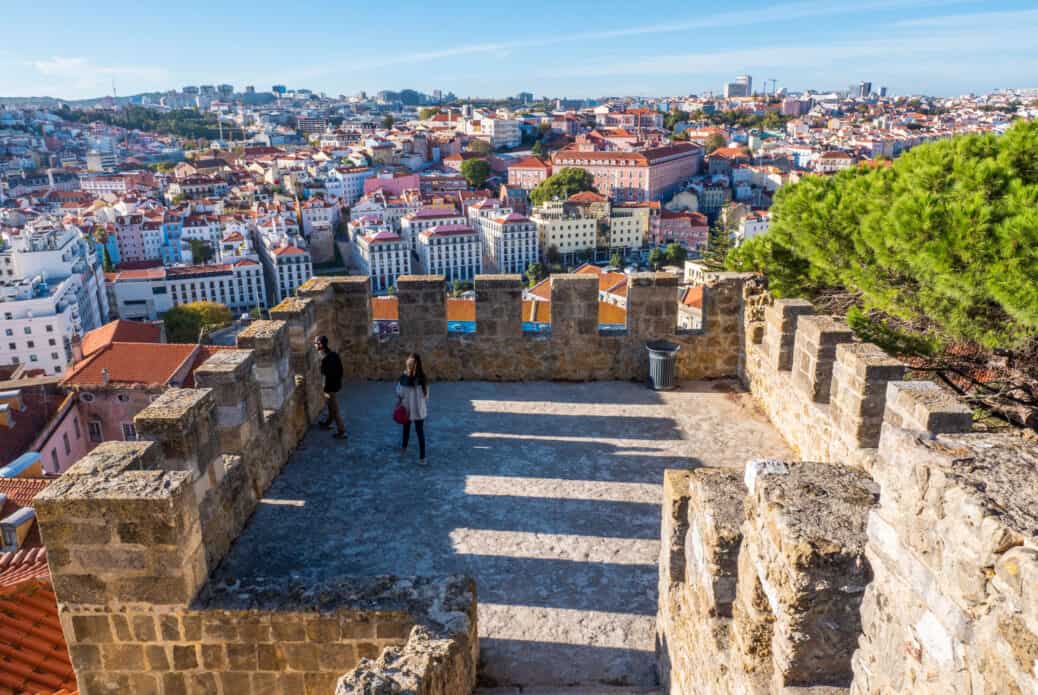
[395,352,430,465]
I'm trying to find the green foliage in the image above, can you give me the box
[705,133,727,154]
[466,140,492,155]
[703,221,735,270]
[525,262,547,287]
[61,106,222,140]
[530,167,596,206]
[418,107,440,120]
[188,239,215,265]
[664,243,688,265]
[381,114,394,129]
[452,279,474,295]
[531,140,546,158]
[648,248,663,269]
[725,120,1038,349]
[101,245,114,273]
[460,158,491,189]
[664,109,690,130]
[609,253,623,268]
[163,301,232,343]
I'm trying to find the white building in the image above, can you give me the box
[355,231,410,293]
[478,213,539,274]
[0,221,109,374]
[400,208,467,253]
[736,210,770,243]
[325,166,373,206]
[531,202,598,257]
[465,114,521,149]
[108,261,267,321]
[417,224,483,282]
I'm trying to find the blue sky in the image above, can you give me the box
[1,0,1036,100]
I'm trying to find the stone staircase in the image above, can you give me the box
[475,687,661,695]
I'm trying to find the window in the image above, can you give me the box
[29,355,37,362]
[73,416,81,439]
[50,449,59,471]
[121,423,137,441]
[45,324,53,333]
[23,327,30,335]
[7,343,13,351]
[63,432,71,455]
[5,329,12,337]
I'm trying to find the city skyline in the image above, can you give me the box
[2,0,1037,101]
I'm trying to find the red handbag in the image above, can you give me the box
[393,403,410,425]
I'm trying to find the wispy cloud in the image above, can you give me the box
[28,56,168,95]
[555,14,1038,80]
[300,0,971,76]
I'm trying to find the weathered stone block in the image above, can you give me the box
[883,380,973,434]
[742,460,877,687]
[686,467,744,618]
[475,274,523,338]
[550,274,599,338]
[134,388,218,475]
[791,316,855,404]
[628,272,678,337]
[398,275,446,340]
[763,299,814,371]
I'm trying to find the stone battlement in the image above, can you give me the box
[657,288,1038,694]
[296,271,751,381]
[31,271,1038,694]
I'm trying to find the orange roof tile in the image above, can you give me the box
[446,298,475,322]
[567,191,608,204]
[372,297,399,321]
[598,302,627,325]
[0,562,77,695]
[62,343,198,387]
[80,320,162,357]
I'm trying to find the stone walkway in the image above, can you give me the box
[210,380,791,688]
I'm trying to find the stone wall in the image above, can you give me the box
[297,271,752,383]
[34,306,478,695]
[660,296,1038,695]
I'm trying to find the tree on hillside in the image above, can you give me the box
[418,107,440,120]
[727,119,1038,350]
[163,301,232,343]
[705,133,727,154]
[531,140,546,158]
[664,109,690,130]
[648,248,664,270]
[189,239,215,265]
[381,114,394,129]
[703,220,734,270]
[460,158,491,189]
[466,140,492,155]
[525,262,547,287]
[529,167,596,206]
[665,243,688,266]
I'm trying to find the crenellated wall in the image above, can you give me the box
[296,271,753,383]
[659,286,1038,695]
[34,303,479,695]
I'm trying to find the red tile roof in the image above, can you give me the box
[80,320,162,358]
[62,343,198,387]
[0,553,77,695]
[510,157,550,170]
[272,245,306,257]
[567,191,608,204]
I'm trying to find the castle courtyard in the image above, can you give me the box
[209,380,792,690]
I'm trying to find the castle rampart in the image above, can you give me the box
[30,271,1038,694]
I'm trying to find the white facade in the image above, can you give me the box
[0,277,77,375]
[400,209,467,252]
[737,212,770,243]
[355,231,410,293]
[531,203,598,256]
[110,262,267,321]
[479,214,539,274]
[417,225,483,282]
[326,167,372,206]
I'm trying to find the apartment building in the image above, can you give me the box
[551,143,702,203]
[107,261,267,320]
[478,213,538,274]
[737,210,770,243]
[355,231,411,293]
[400,208,467,252]
[0,223,108,375]
[325,166,373,205]
[507,157,552,190]
[417,225,482,282]
[531,201,598,257]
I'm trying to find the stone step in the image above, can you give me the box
[474,687,662,695]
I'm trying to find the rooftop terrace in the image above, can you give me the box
[208,379,791,689]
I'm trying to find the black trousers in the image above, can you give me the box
[401,419,426,458]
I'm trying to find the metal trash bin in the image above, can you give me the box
[646,340,681,390]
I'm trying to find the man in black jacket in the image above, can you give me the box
[314,335,346,439]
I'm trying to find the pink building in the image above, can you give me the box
[551,142,703,203]
[507,157,552,190]
[113,214,146,263]
[363,172,421,197]
[656,210,709,252]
